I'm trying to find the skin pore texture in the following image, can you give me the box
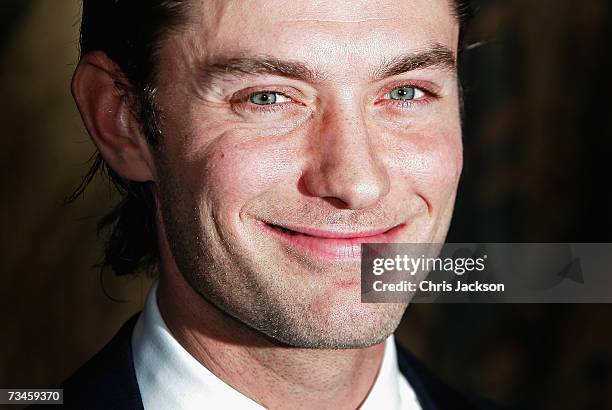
[74,0,462,408]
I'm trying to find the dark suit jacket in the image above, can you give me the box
[43,314,500,409]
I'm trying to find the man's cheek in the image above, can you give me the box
[421,126,462,180]
[418,139,462,197]
[420,141,463,214]
[201,140,300,205]
[390,126,461,174]
[390,129,462,208]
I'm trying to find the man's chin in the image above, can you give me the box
[253,302,408,350]
[272,332,393,350]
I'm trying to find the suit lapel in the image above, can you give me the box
[395,340,479,410]
[59,314,144,410]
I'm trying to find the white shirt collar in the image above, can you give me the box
[132,281,421,409]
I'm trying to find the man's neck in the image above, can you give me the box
[157,269,386,410]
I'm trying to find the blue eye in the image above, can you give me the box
[389,86,417,100]
[249,92,292,105]
[250,92,277,105]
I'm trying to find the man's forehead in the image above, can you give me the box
[193,0,455,21]
[173,0,458,73]
[188,0,458,40]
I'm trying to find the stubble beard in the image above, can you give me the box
[157,169,408,349]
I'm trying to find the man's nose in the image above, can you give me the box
[302,107,390,210]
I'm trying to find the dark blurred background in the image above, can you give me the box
[1,1,611,409]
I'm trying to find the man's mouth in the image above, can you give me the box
[260,221,407,261]
[269,224,299,236]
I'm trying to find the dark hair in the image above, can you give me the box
[70,0,188,276]
[71,0,472,277]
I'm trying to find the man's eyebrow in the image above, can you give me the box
[197,55,323,89]
[372,43,457,80]
[195,44,456,91]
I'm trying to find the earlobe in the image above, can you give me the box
[71,51,156,182]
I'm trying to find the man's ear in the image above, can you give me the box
[72,51,156,182]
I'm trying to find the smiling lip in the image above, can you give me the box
[259,221,407,261]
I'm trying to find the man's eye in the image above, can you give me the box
[387,86,425,101]
[249,92,292,105]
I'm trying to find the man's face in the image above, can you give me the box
[153,0,462,348]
